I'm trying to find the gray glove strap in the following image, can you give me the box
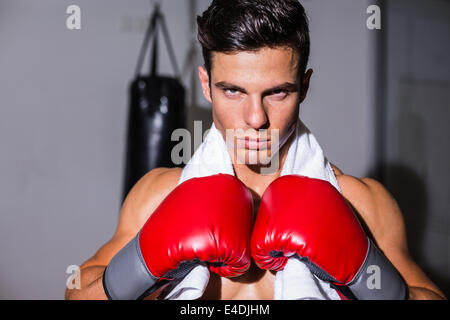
[347,239,407,300]
[102,233,158,300]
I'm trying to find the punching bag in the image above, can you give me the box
[123,4,186,201]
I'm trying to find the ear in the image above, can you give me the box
[299,68,313,104]
[198,66,212,103]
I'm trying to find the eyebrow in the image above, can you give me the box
[214,81,299,95]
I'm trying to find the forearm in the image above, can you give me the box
[408,286,447,300]
[65,266,108,300]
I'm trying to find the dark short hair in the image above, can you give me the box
[197,0,310,80]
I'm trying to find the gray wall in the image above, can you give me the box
[301,0,381,178]
[0,0,447,299]
[383,0,450,296]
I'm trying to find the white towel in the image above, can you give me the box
[164,118,341,300]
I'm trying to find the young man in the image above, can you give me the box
[65,0,445,300]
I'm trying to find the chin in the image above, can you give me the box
[233,148,276,166]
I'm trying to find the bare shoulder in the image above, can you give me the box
[329,163,406,250]
[330,164,446,298]
[117,167,183,237]
[80,167,182,269]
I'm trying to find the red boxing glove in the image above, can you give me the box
[251,175,406,300]
[103,173,254,300]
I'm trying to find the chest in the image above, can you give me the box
[200,262,276,300]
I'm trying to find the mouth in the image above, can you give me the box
[239,137,271,150]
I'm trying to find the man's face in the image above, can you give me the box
[198,46,312,169]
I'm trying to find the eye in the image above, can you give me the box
[270,90,289,99]
[224,88,240,97]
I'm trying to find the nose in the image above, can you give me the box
[244,96,268,130]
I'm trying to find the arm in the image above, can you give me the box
[338,174,446,300]
[65,167,180,300]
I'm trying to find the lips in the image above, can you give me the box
[240,137,270,150]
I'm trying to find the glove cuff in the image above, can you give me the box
[103,233,158,300]
[346,239,407,300]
